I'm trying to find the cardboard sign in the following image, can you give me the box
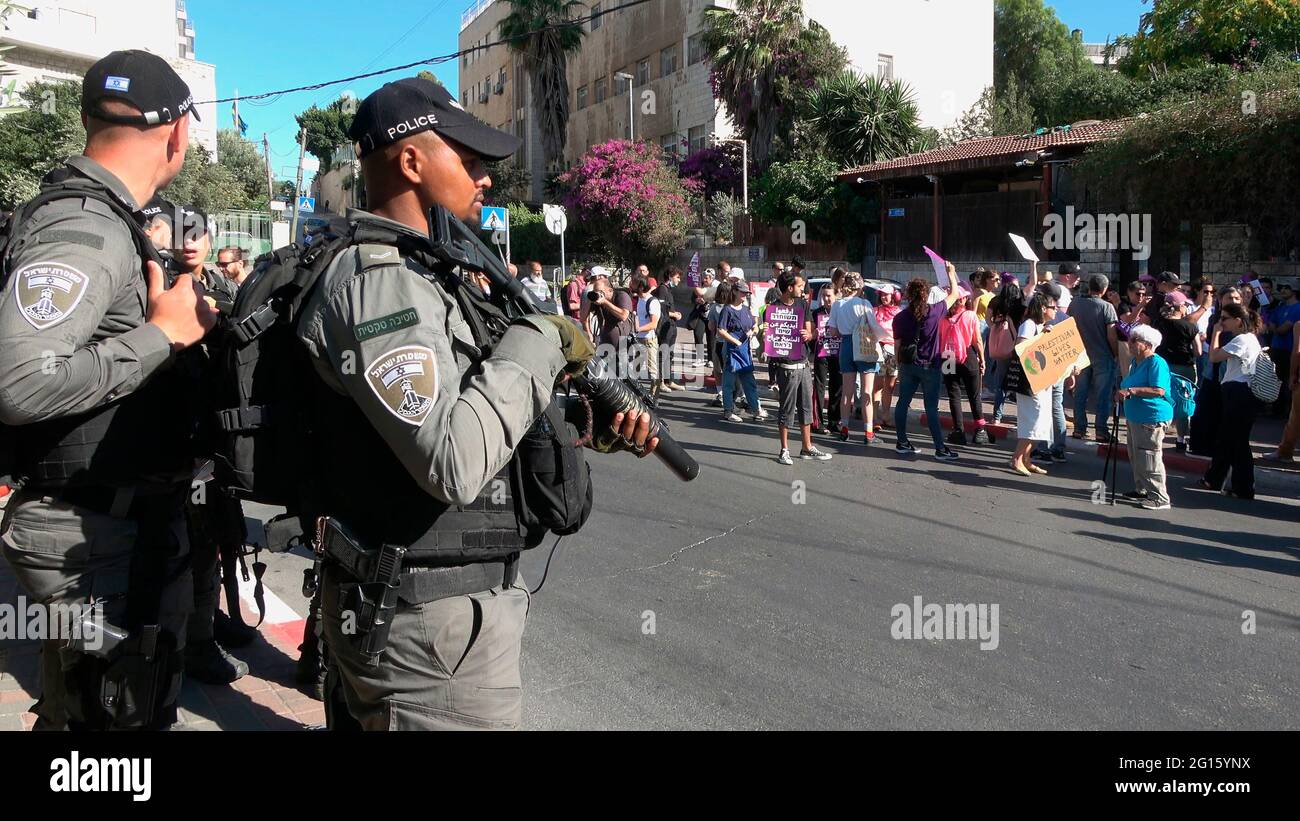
[764,302,806,360]
[1009,233,1040,263]
[923,246,947,282]
[686,253,702,288]
[1247,279,1270,306]
[1014,316,1089,394]
[749,282,773,318]
[852,313,881,362]
[816,311,841,358]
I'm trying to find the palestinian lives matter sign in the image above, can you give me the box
[764,302,806,360]
[1014,316,1091,394]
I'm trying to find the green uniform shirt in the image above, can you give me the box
[296,210,567,507]
[0,155,172,426]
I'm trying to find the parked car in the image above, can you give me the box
[806,276,904,310]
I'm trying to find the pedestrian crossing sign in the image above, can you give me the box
[480,206,508,232]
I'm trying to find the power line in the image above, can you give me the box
[198,0,651,106]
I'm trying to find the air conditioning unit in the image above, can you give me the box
[479,90,490,104]
[494,81,505,95]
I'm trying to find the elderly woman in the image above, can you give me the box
[1116,324,1174,510]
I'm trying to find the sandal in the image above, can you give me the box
[1010,460,1032,476]
[1028,465,1048,475]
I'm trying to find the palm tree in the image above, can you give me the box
[806,71,926,168]
[702,0,804,166]
[500,0,585,169]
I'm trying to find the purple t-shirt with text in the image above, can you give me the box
[892,301,948,367]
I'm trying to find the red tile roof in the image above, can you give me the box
[838,120,1130,181]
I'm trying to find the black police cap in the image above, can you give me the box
[82,50,200,126]
[348,77,520,160]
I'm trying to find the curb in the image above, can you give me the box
[918,413,1014,440]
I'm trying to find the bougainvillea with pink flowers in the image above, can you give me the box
[556,139,702,265]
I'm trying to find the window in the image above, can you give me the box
[636,58,650,86]
[595,77,608,104]
[688,33,706,65]
[877,54,894,82]
[688,125,707,155]
[660,134,679,157]
[660,44,679,77]
[577,85,588,110]
[590,2,601,31]
[462,91,469,108]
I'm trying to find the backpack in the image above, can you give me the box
[1169,372,1197,420]
[1248,348,1282,404]
[988,318,1016,360]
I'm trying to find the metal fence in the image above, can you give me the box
[209,210,274,261]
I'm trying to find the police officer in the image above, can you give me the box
[0,51,216,730]
[168,205,238,313]
[299,77,656,730]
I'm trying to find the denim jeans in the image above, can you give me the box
[724,369,760,413]
[1050,379,1067,456]
[1072,357,1116,438]
[893,363,945,450]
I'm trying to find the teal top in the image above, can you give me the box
[1121,354,1174,424]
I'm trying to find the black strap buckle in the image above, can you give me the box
[232,302,279,345]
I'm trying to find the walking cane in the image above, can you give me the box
[1108,398,1122,506]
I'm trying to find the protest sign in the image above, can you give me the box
[816,312,841,358]
[686,253,702,288]
[764,302,806,360]
[923,246,947,282]
[1013,316,1090,394]
[1009,233,1040,263]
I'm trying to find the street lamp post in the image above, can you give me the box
[615,72,634,142]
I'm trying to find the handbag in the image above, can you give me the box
[1249,350,1282,404]
[727,338,754,374]
[1003,354,1033,396]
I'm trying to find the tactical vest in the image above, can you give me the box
[1,167,202,488]
[299,235,525,566]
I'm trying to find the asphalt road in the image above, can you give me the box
[250,385,1299,730]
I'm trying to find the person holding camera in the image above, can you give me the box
[587,266,635,371]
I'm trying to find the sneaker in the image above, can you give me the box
[838,426,851,442]
[736,398,750,410]
[1121,490,1150,501]
[213,609,258,649]
[992,413,1003,425]
[863,433,875,446]
[1264,450,1295,462]
[752,411,769,422]
[185,640,249,685]
[1049,451,1067,463]
[935,447,959,462]
[723,412,743,423]
[1174,440,1187,453]
[777,449,794,465]
[1031,448,1052,461]
[1141,500,1172,511]
[1094,430,1113,444]
[769,384,780,395]
[972,428,992,446]
[946,430,968,446]
[800,447,832,461]
[895,441,918,455]
[710,394,723,407]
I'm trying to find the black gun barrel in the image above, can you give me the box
[427,206,699,482]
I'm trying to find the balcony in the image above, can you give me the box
[460,0,494,32]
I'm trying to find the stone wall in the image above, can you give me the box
[1202,223,1300,285]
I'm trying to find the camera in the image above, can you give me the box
[587,290,601,302]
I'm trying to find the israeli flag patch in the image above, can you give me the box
[105,76,131,92]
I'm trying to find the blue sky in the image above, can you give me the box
[188,0,1148,185]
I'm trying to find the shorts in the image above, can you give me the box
[838,343,881,375]
[775,365,815,428]
[881,353,899,379]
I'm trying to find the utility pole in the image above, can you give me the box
[262,132,274,207]
[289,127,306,243]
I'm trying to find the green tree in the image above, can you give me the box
[165,142,246,214]
[295,96,355,168]
[702,0,804,166]
[1117,0,1300,76]
[500,0,585,169]
[806,71,926,168]
[0,80,82,209]
[416,70,446,88]
[217,129,270,209]
[486,159,532,205]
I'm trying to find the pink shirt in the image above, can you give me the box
[940,308,978,364]
[874,303,900,345]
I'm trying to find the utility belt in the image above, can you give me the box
[775,362,807,371]
[306,516,521,666]
[26,481,192,729]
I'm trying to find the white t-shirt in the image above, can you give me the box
[636,296,661,340]
[1017,319,1042,340]
[1222,332,1262,384]
[831,295,872,336]
[699,282,719,302]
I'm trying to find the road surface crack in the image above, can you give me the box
[599,513,777,580]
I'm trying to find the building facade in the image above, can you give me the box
[0,0,218,158]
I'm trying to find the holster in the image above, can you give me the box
[65,618,181,730]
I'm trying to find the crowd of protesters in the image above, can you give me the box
[530,254,1292,509]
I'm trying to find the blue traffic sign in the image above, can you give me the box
[297,196,316,213]
[480,206,509,232]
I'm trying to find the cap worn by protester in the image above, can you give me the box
[704,268,716,278]
[163,204,211,244]
[589,265,611,280]
[349,76,521,160]
[1139,272,1157,283]
[878,283,898,295]
[732,280,751,295]
[1087,274,1110,294]
[82,50,199,126]
[1164,290,1191,307]
[729,267,746,280]
[1058,262,1080,277]
[1156,270,1183,285]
